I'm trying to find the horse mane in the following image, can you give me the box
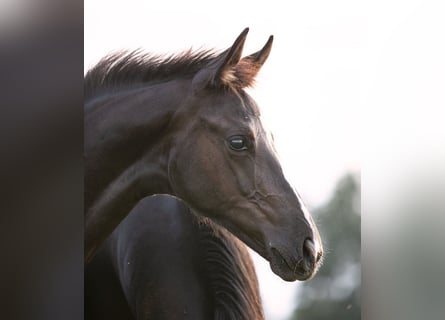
[196,217,265,320]
[84,49,217,100]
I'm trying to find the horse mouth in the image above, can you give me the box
[269,247,316,282]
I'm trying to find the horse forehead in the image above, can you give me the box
[236,91,260,117]
[203,90,259,116]
[195,90,264,133]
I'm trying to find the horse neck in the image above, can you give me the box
[84,79,190,262]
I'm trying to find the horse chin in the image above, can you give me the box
[268,247,317,282]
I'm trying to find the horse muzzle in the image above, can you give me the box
[267,237,323,281]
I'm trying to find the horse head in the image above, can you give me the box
[167,28,323,281]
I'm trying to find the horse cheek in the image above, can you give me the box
[169,139,225,214]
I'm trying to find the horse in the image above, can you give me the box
[84,28,323,281]
[85,195,265,320]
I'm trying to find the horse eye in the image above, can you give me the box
[228,135,248,151]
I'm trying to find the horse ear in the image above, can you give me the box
[193,28,249,89]
[214,27,249,84]
[233,35,273,88]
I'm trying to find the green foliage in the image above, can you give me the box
[290,173,361,320]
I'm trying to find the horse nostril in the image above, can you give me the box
[303,238,317,265]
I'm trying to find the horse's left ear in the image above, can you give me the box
[193,28,249,90]
[233,35,273,88]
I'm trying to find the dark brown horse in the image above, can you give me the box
[84,28,323,281]
[85,195,264,320]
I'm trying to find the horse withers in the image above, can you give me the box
[84,28,323,281]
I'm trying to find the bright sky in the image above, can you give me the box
[85,1,363,319]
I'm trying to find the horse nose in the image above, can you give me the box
[303,238,322,265]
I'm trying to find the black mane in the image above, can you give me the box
[84,49,217,99]
[197,217,264,320]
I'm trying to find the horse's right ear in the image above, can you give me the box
[192,28,249,90]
